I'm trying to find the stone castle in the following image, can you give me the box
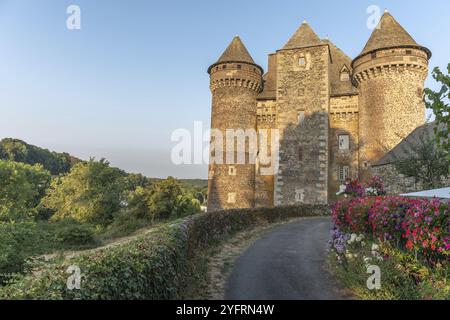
[207,11,431,211]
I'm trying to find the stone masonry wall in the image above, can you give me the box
[274,45,330,205]
[353,48,428,180]
[207,63,262,211]
[329,95,359,202]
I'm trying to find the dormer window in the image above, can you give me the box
[340,65,350,81]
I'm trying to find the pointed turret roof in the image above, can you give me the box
[358,12,430,58]
[208,36,262,74]
[282,21,323,50]
[216,36,255,64]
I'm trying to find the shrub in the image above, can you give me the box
[50,220,96,247]
[0,205,329,299]
[0,221,39,283]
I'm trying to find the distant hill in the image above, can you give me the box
[0,138,208,187]
[0,138,80,175]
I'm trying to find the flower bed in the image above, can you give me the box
[329,196,449,299]
[332,196,449,263]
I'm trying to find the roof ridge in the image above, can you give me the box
[282,21,323,50]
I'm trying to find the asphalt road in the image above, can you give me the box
[225,217,350,300]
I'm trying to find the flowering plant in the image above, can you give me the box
[332,196,449,263]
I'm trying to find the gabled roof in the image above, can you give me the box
[373,122,438,166]
[324,40,358,97]
[358,12,430,58]
[281,21,323,50]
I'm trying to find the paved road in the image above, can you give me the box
[225,217,350,300]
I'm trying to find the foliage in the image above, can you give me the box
[344,180,366,198]
[41,159,127,225]
[328,231,449,299]
[0,138,79,175]
[0,221,39,283]
[330,195,449,299]
[332,196,449,263]
[49,220,97,247]
[393,128,450,188]
[425,64,450,161]
[0,160,51,221]
[0,205,329,299]
[365,176,386,196]
[127,177,200,222]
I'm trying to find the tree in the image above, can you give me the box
[42,159,127,225]
[0,160,51,221]
[424,64,450,162]
[127,177,200,222]
[394,129,450,189]
[0,138,79,175]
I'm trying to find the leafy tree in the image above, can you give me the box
[424,64,450,161]
[0,160,51,221]
[127,177,200,222]
[42,159,127,225]
[394,128,450,189]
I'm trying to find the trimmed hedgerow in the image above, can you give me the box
[0,205,329,300]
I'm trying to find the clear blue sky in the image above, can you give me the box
[0,0,449,179]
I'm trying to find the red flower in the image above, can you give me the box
[406,240,414,250]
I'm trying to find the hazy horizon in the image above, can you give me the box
[1,0,449,179]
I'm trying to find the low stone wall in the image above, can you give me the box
[372,163,450,195]
[0,205,330,300]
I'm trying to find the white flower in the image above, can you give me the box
[371,244,379,251]
[356,234,365,242]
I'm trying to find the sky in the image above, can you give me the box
[0,0,449,179]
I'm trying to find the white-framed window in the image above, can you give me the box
[340,65,351,81]
[340,72,350,81]
[227,192,236,204]
[228,166,236,176]
[339,165,350,182]
[298,111,305,124]
[338,134,350,150]
[299,57,306,66]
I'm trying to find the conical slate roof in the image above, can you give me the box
[282,21,323,50]
[208,36,262,74]
[216,36,255,64]
[359,12,424,57]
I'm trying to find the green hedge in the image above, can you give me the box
[0,205,329,300]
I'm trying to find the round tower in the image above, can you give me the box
[207,36,263,212]
[352,12,431,178]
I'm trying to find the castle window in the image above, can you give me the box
[298,147,303,162]
[228,166,236,176]
[299,57,306,66]
[223,65,227,70]
[371,52,377,59]
[406,50,412,55]
[227,193,236,204]
[340,71,350,81]
[338,134,350,150]
[340,65,350,81]
[338,166,350,182]
[237,64,242,70]
[298,111,305,124]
